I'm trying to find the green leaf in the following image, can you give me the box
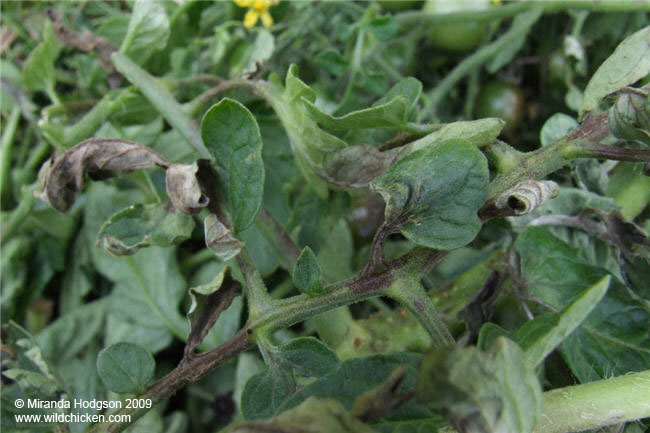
[96,342,155,394]
[517,275,611,366]
[314,49,349,76]
[292,247,324,297]
[241,337,339,419]
[540,113,578,147]
[266,65,347,197]
[120,0,170,65]
[374,139,489,250]
[36,299,108,364]
[241,366,296,420]
[515,227,650,382]
[580,26,650,117]
[416,337,542,433]
[397,118,504,157]
[83,184,188,353]
[22,20,58,95]
[97,202,195,256]
[304,96,412,131]
[201,98,265,233]
[367,15,398,41]
[234,397,376,433]
[275,337,340,378]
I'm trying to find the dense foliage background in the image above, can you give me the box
[1,1,649,433]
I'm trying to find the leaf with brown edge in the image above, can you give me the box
[38,138,169,212]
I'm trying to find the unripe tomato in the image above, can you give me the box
[377,0,421,12]
[474,81,525,135]
[423,0,489,52]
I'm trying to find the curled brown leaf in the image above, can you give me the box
[39,138,169,212]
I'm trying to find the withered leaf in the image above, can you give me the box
[204,213,244,261]
[324,144,397,188]
[39,138,169,212]
[165,160,212,215]
[183,267,241,362]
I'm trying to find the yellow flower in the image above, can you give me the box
[234,0,279,28]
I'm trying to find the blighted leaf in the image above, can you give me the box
[96,342,155,394]
[120,0,170,65]
[494,180,559,216]
[204,213,244,261]
[516,227,650,382]
[416,337,542,433]
[201,98,265,233]
[2,323,63,401]
[374,139,488,250]
[38,138,169,212]
[580,26,650,117]
[165,160,211,215]
[540,113,578,147]
[2,369,61,401]
[292,247,324,297]
[235,397,376,433]
[184,268,241,360]
[97,202,195,256]
[517,275,610,366]
[324,144,396,188]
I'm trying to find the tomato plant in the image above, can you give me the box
[1,2,650,433]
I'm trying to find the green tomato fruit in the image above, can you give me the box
[377,0,421,11]
[423,0,489,52]
[474,81,525,135]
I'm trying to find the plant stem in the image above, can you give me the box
[112,52,211,159]
[63,90,133,147]
[0,183,38,243]
[395,0,650,29]
[183,78,262,118]
[486,111,611,197]
[0,106,21,200]
[235,249,274,319]
[384,277,455,347]
[424,8,542,114]
[533,369,650,433]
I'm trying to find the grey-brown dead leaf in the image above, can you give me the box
[204,213,244,261]
[39,138,169,212]
[165,160,212,215]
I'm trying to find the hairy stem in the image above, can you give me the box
[533,369,650,433]
[112,52,211,159]
[424,8,542,114]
